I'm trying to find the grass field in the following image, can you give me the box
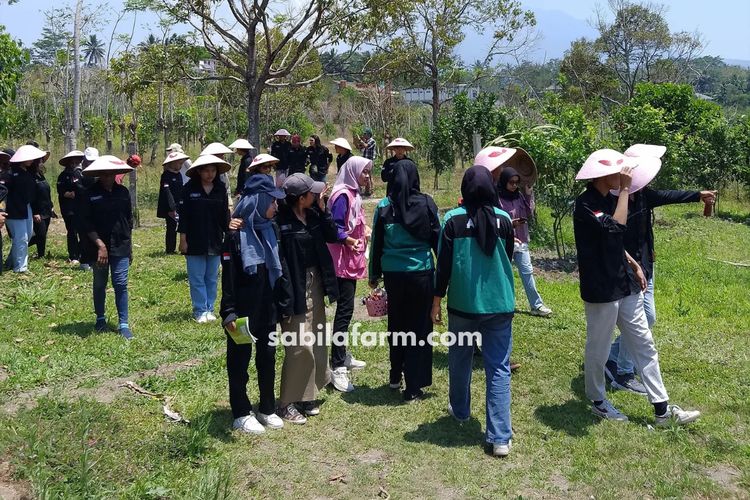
[0,171,749,499]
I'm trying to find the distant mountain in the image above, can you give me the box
[723,59,750,69]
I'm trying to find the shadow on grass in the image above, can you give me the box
[157,310,194,323]
[340,383,404,406]
[533,371,599,437]
[403,415,484,448]
[199,407,237,443]
[52,321,97,338]
[172,270,188,282]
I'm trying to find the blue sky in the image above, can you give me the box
[1,0,749,62]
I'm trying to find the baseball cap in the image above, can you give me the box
[84,147,100,161]
[283,173,325,196]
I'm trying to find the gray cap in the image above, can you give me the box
[283,173,325,196]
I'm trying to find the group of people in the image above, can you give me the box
[0,130,713,457]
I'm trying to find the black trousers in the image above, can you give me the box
[29,217,51,258]
[62,214,81,261]
[165,217,178,254]
[383,271,434,396]
[331,277,356,369]
[226,324,277,418]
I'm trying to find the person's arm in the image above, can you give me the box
[368,205,385,286]
[274,225,294,318]
[498,214,515,260]
[330,195,350,241]
[316,203,342,244]
[427,197,441,254]
[643,187,704,208]
[431,215,454,324]
[522,186,535,217]
[625,250,647,291]
[162,175,177,213]
[219,234,238,328]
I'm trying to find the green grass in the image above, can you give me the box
[0,172,748,499]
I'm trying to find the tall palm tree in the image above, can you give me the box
[82,34,104,67]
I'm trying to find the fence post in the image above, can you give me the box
[127,141,140,228]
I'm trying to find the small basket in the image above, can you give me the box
[363,288,388,317]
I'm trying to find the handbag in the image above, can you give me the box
[362,288,388,317]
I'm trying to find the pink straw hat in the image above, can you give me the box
[474,146,517,172]
[575,149,637,180]
[162,151,189,166]
[609,144,666,195]
[249,153,279,168]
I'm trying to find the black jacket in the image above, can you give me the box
[271,141,291,172]
[57,167,81,217]
[307,146,332,177]
[287,146,308,175]
[219,228,293,331]
[78,182,133,263]
[156,170,183,218]
[0,165,38,219]
[34,172,54,219]
[177,178,229,255]
[336,151,353,172]
[276,204,340,314]
[234,152,253,196]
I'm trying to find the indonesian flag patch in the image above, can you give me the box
[222,252,231,261]
[593,211,604,218]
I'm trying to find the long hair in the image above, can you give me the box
[310,134,322,149]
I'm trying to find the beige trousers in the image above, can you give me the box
[279,267,331,405]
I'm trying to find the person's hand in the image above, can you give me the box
[631,262,647,291]
[345,237,362,252]
[225,321,237,333]
[431,300,443,325]
[619,166,634,191]
[168,211,177,219]
[33,214,41,223]
[97,245,108,266]
[514,237,523,245]
[511,218,527,228]
[64,191,75,199]
[700,190,717,205]
[228,218,244,230]
[179,239,188,254]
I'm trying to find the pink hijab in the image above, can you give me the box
[328,156,372,231]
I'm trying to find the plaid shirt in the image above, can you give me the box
[361,137,377,161]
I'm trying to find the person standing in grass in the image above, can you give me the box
[228,138,254,198]
[497,167,553,317]
[78,155,135,339]
[221,174,290,434]
[0,177,7,274]
[330,138,353,175]
[57,150,85,265]
[356,128,376,196]
[381,138,415,196]
[307,135,332,183]
[432,165,516,457]
[158,151,189,254]
[326,156,372,393]
[287,134,308,175]
[573,148,701,426]
[603,144,717,394]
[178,155,231,324]
[271,129,292,187]
[369,160,440,401]
[276,173,339,424]
[28,159,55,259]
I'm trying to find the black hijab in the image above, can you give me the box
[390,159,433,241]
[462,165,500,256]
[498,167,521,201]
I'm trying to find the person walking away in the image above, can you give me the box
[369,160,440,401]
[178,154,231,323]
[603,144,716,394]
[271,129,292,187]
[497,167,552,317]
[158,151,189,254]
[275,173,340,424]
[221,173,290,434]
[330,138,353,174]
[573,148,701,426]
[327,156,372,392]
[28,160,55,259]
[78,155,135,339]
[57,150,85,265]
[287,134,308,175]
[381,138,415,196]
[432,165,516,457]
[1,145,46,273]
[307,135,332,182]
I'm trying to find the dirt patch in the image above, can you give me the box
[548,471,570,493]
[704,464,744,496]
[2,357,206,416]
[530,254,579,282]
[356,449,388,465]
[0,367,8,383]
[0,460,32,500]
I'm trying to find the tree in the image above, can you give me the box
[559,38,620,108]
[69,0,83,151]
[593,0,703,100]
[82,34,104,67]
[372,0,536,127]
[0,26,27,106]
[153,0,370,151]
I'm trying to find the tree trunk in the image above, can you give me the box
[71,0,83,150]
[247,85,262,155]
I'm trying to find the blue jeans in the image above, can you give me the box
[448,313,513,445]
[7,205,33,272]
[608,274,655,375]
[513,243,544,310]
[186,254,220,317]
[93,256,130,327]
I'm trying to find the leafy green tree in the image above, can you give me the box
[0,26,28,106]
[82,34,104,67]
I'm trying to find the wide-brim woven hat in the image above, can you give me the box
[185,154,231,177]
[329,137,352,151]
[576,149,637,180]
[228,138,254,150]
[386,137,414,150]
[59,150,85,166]
[199,142,233,157]
[474,146,517,173]
[163,151,189,166]
[82,155,135,177]
[10,145,50,164]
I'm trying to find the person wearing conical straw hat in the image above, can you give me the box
[0,145,48,272]
[228,138,254,197]
[603,144,716,395]
[56,150,85,265]
[270,129,292,188]
[330,137,352,174]
[382,137,415,196]
[77,155,135,339]
[27,156,56,260]
[573,148,700,426]
[199,142,234,206]
[240,154,279,188]
[158,151,189,254]
[178,154,231,324]
[166,143,192,184]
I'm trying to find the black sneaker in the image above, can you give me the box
[95,318,108,332]
[612,373,648,395]
[298,401,320,416]
[604,360,618,383]
[403,389,425,403]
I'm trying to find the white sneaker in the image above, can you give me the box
[232,414,265,434]
[205,312,217,322]
[344,352,367,370]
[79,263,91,271]
[655,405,701,426]
[195,313,208,324]
[70,259,80,266]
[448,403,469,423]
[492,440,512,457]
[530,305,553,317]
[331,367,354,392]
[591,400,628,421]
[256,412,284,429]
